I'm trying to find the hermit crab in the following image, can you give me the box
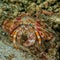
[2,13,53,48]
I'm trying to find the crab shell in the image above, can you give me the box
[2,16,35,34]
[2,15,53,48]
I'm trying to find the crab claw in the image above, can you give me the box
[23,39,35,47]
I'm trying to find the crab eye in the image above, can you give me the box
[39,31,45,38]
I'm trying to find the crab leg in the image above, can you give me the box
[11,30,19,49]
[34,25,42,44]
[35,30,41,44]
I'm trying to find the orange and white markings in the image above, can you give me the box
[35,30,41,44]
[11,29,19,45]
